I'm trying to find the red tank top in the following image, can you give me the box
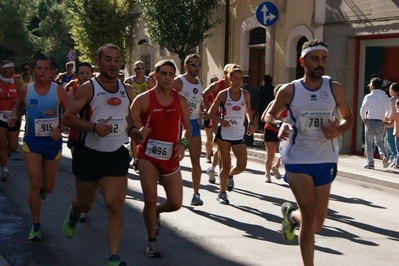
[0,80,18,111]
[265,109,288,132]
[137,88,183,161]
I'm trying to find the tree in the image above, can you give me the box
[0,0,35,62]
[35,0,75,70]
[138,0,223,70]
[67,0,134,64]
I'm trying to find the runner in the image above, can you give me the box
[172,54,204,206]
[62,44,142,266]
[8,57,69,240]
[130,60,191,258]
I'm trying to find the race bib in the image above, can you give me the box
[0,111,11,122]
[145,139,173,160]
[224,115,245,129]
[34,117,58,137]
[187,97,201,115]
[299,111,332,133]
[95,117,124,139]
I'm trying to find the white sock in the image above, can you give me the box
[289,211,297,224]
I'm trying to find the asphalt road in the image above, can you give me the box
[1,135,398,266]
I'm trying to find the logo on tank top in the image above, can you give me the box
[232,106,241,111]
[311,94,317,101]
[319,90,331,102]
[29,99,38,106]
[107,97,121,106]
[193,88,198,94]
[120,90,127,98]
[42,109,56,116]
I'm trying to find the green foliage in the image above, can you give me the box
[0,0,34,61]
[68,0,133,64]
[138,0,222,68]
[36,1,75,69]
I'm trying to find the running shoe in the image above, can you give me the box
[63,206,78,238]
[264,174,271,183]
[226,176,234,191]
[191,193,204,206]
[155,214,160,236]
[79,212,89,222]
[281,202,297,242]
[106,255,126,266]
[383,157,389,168]
[40,188,47,200]
[272,166,282,180]
[28,225,42,241]
[206,167,216,184]
[143,241,162,258]
[363,164,374,169]
[217,192,229,205]
[0,170,9,181]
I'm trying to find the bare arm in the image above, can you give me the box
[172,77,183,92]
[202,82,218,110]
[174,94,192,160]
[321,81,354,139]
[63,82,111,137]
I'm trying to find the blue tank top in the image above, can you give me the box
[24,82,61,144]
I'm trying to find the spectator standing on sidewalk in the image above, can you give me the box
[386,84,399,169]
[243,75,259,147]
[172,54,204,206]
[386,82,399,166]
[265,39,353,266]
[258,75,274,131]
[360,77,392,169]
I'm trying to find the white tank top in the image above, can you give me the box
[220,89,246,140]
[178,75,203,120]
[84,78,129,152]
[280,76,339,164]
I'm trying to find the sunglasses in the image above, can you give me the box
[189,63,202,67]
[134,66,145,70]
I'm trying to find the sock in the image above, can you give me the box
[148,237,157,242]
[69,212,80,222]
[108,254,120,261]
[33,223,41,232]
[2,167,8,172]
[288,211,297,224]
[228,175,233,179]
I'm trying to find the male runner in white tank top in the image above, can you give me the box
[265,39,353,266]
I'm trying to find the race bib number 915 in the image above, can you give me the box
[34,117,58,137]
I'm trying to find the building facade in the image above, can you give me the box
[128,0,399,155]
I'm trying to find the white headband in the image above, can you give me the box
[301,45,329,58]
[1,63,14,68]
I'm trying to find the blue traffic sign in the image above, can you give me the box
[255,2,278,26]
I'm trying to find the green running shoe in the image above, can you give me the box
[28,225,42,241]
[40,188,47,200]
[281,202,297,242]
[63,206,78,238]
[106,255,126,266]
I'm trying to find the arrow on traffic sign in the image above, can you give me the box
[261,4,276,25]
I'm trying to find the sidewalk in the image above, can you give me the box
[200,130,399,190]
